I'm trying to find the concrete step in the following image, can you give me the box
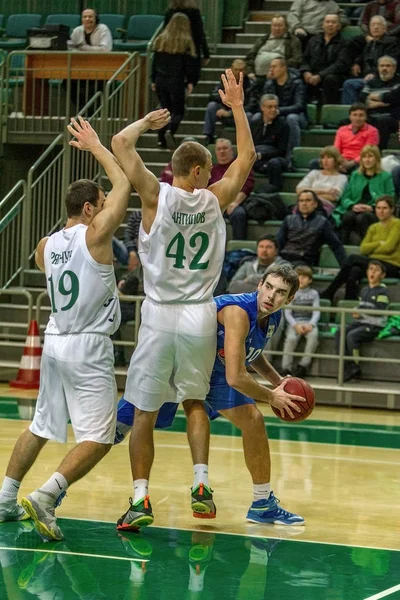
[235,32,264,45]
[204,55,244,68]
[194,80,221,94]
[244,20,270,34]
[216,43,251,56]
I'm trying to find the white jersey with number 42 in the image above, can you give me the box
[44,224,121,335]
[140,182,226,303]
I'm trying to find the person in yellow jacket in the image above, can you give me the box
[321,195,400,300]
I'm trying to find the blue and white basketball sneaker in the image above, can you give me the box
[246,492,305,526]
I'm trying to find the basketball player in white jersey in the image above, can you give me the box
[112,69,257,531]
[0,116,160,541]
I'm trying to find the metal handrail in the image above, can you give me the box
[0,180,27,288]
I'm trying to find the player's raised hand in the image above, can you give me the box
[218,68,244,108]
[270,380,306,420]
[67,116,101,151]
[145,108,171,131]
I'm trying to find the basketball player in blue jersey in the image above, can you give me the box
[112,69,257,531]
[116,265,306,525]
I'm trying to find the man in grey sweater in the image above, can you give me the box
[287,0,346,48]
[281,265,320,377]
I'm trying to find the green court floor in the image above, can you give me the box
[0,519,399,600]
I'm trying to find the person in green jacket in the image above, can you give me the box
[321,195,400,300]
[332,145,395,244]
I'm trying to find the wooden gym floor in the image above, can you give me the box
[0,384,399,599]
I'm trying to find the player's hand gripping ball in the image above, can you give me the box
[272,377,315,422]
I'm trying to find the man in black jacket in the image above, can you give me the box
[300,13,347,103]
[360,55,400,149]
[276,190,347,266]
[341,16,399,104]
[250,94,290,191]
[203,58,258,145]
[263,57,307,161]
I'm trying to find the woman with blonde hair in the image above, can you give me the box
[332,145,394,244]
[151,12,197,149]
[296,146,348,215]
[164,0,209,85]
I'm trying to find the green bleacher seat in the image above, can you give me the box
[306,103,317,127]
[319,105,351,129]
[280,192,297,209]
[100,14,126,40]
[113,15,164,52]
[226,240,257,252]
[388,302,400,312]
[341,25,363,40]
[292,147,320,170]
[45,14,80,33]
[0,15,4,30]
[0,14,42,50]
[336,299,358,324]
[318,244,360,269]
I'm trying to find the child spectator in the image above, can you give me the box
[281,265,320,377]
[336,259,389,382]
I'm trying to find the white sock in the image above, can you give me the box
[40,472,68,499]
[193,464,209,488]
[188,563,206,592]
[253,483,271,502]
[0,476,21,502]
[133,479,148,503]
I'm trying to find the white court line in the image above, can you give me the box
[155,495,169,507]
[363,583,400,599]
[65,516,400,553]
[0,547,148,562]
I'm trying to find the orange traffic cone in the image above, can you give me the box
[10,320,42,389]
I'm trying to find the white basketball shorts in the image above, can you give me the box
[124,298,217,411]
[30,333,117,444]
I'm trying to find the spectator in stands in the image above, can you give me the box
[228,235,289,293]
[164,0,210,86]
[332,145,395,243]
[245,15,302,89]
[281,265,320,377]
[209,138,255,240]
[360,55,400,149]
[277,189,347,266]
[297,146,348,215]
[334,103,380,173]
[69,8,112,51]
[151,13,197,149]
[300,13,347,104]
[203,58,258,145]
[322,195,400,300]
[360,0,400,35]
[262,57,307,162]
[67,8,113,110]
[336,259,389,381]
[250,94,290,191]
[341,16,399,104]
[287,0,346,49]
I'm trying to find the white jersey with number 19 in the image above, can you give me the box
[139,182,226,303]
[44,224,120,335]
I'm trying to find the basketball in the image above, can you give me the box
[271,377,315,422]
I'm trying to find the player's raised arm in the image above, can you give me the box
[67,117,131,242]
[208,69,256,211]
[111,110,170,218]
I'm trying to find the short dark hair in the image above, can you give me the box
[349,102,367,115]
[295,264,313,280]
[171,141,210,177]
[260,264,299,297]
[65,179,104,218]
[368,259,386,273]
[375,195,395,209]
[257,234,277,248]
[297,189,319,204]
